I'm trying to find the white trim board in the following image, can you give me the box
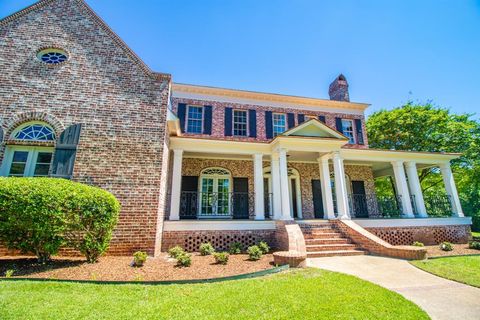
[163,220,277,231]
[353,217,472,228]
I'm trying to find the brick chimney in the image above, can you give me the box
[328,74,350,102]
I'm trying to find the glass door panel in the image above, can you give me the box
[33,152,53,176]
[201,178,214,216]
[216,178,230,216]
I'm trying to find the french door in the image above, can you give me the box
[200,177,231,217]
[1,146,53,177]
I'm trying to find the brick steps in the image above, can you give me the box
[307,249,366,258]
[300,222,367,258]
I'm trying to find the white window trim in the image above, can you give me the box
[232,109,249,137]
[341,119,356,144]
[11,121,56,141]
[272,113,287,137]
[186,105,204,134]
[0,145,54,177]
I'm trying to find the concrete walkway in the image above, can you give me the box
[308,255,480,320]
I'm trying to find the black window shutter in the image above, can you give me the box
[203,105,212,134]
[0,127,3,143]
[177,103,186,133]
[298,114,305,124]
[224,107,233,136]
[50,123,82,179]
[335,117,343,133]
[287,113,295,129]
[355,119,364,145]
[233,177,249,219]
[318,115,326,124]
[248,109,257,138]
[265,111,273,139]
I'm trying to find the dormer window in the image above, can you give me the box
[341,119,355,144]
[272,113,286,137]
[186,105,203,134]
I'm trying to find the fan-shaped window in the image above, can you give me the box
[201,168,230,176]
[14,123,55,141]
[37,48,68,64]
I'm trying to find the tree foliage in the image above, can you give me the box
[366,102,480,226]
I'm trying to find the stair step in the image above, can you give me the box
[302,229,339,234]
[306,244,358,252]
[303,233,344,239]
[305,238,351,245]
[307,250,366,258]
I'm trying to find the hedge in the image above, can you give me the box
[0,177,120,263]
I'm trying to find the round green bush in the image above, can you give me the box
[412,241,424,247]
[469,241,480,250]
[439,241,454,251]
[247,245,263,261]
[229,241,243,254]
[133,251,148,267]
[258,241,270,254]
[168,246,184,259]
[0,177,120,263]
[213,252,229,265]
[176,252,192,267]
[199,242,215,256]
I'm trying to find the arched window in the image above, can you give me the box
[199,167,232,217]
[1,122,55,177]
[13,123,55,141]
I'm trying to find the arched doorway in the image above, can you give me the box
[199,167,232,217]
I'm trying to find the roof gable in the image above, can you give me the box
[0,0,169,82]
[280,119,348,140]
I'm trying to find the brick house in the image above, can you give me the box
[0,0,471,258]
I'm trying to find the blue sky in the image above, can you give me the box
[1,0,479,118]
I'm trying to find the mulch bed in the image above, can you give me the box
[0,253,275,282]
[425,244,480,258]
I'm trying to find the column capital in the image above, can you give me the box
[439,162,451,170]
[391,160,404,167]
[404,161,417,169]
[332,151,342,160]
[317,153,331,163]
[173,149,184,156]
[271,153,280,161]
[253,153,263,161]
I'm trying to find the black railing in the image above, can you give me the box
[179,191,272,219]
[347,194,403,218]
[424,194,452,217]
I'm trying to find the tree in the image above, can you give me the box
[366,101,480,224]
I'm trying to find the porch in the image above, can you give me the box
[167,142,463,222]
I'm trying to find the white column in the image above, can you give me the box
[318,155,335,219]
[405,162,428,217]
[439,162,464,217]
[332,152,350,219]
[271,153,282,219]
[253,154,265,220]
[391,161,414,218]
[169,149,183,221]
[278,148,293,220]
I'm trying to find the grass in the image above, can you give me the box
[0,268,428,320]
[411,256,480,288]
[472,231,480,238]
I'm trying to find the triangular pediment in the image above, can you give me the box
[281,119,348,140]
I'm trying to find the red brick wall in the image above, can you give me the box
[0,0,170,255]
[366,225,471,245]
[171,97,369,148]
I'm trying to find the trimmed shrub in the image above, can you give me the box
[213,252,229,265]
[247,245,263,261]
[133,251,148,267]
[258,241,270,254]
[440,242,454,251]
[168,246,184,259]
[0,178,120,263]
[469,241,480,250]
[199,242,215,256]
[176,253,192,267]
[412,241,424,247]
[229,242,243,254]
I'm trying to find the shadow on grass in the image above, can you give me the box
[0,258,85,277]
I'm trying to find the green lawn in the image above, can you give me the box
[0,268,428,320]
[472,231,480,238]
[411,256,480,288]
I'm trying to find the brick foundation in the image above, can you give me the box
[161,229,276,252]
[366,225,471,246]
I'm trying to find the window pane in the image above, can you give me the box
[12,151,29,162]
[273,114,286,137]
[233,110,248,136]
[187,106,203,134]
[341,119,355,144]
[36,152,53,164]
[9,163,27,176]
[34,164,50,176]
